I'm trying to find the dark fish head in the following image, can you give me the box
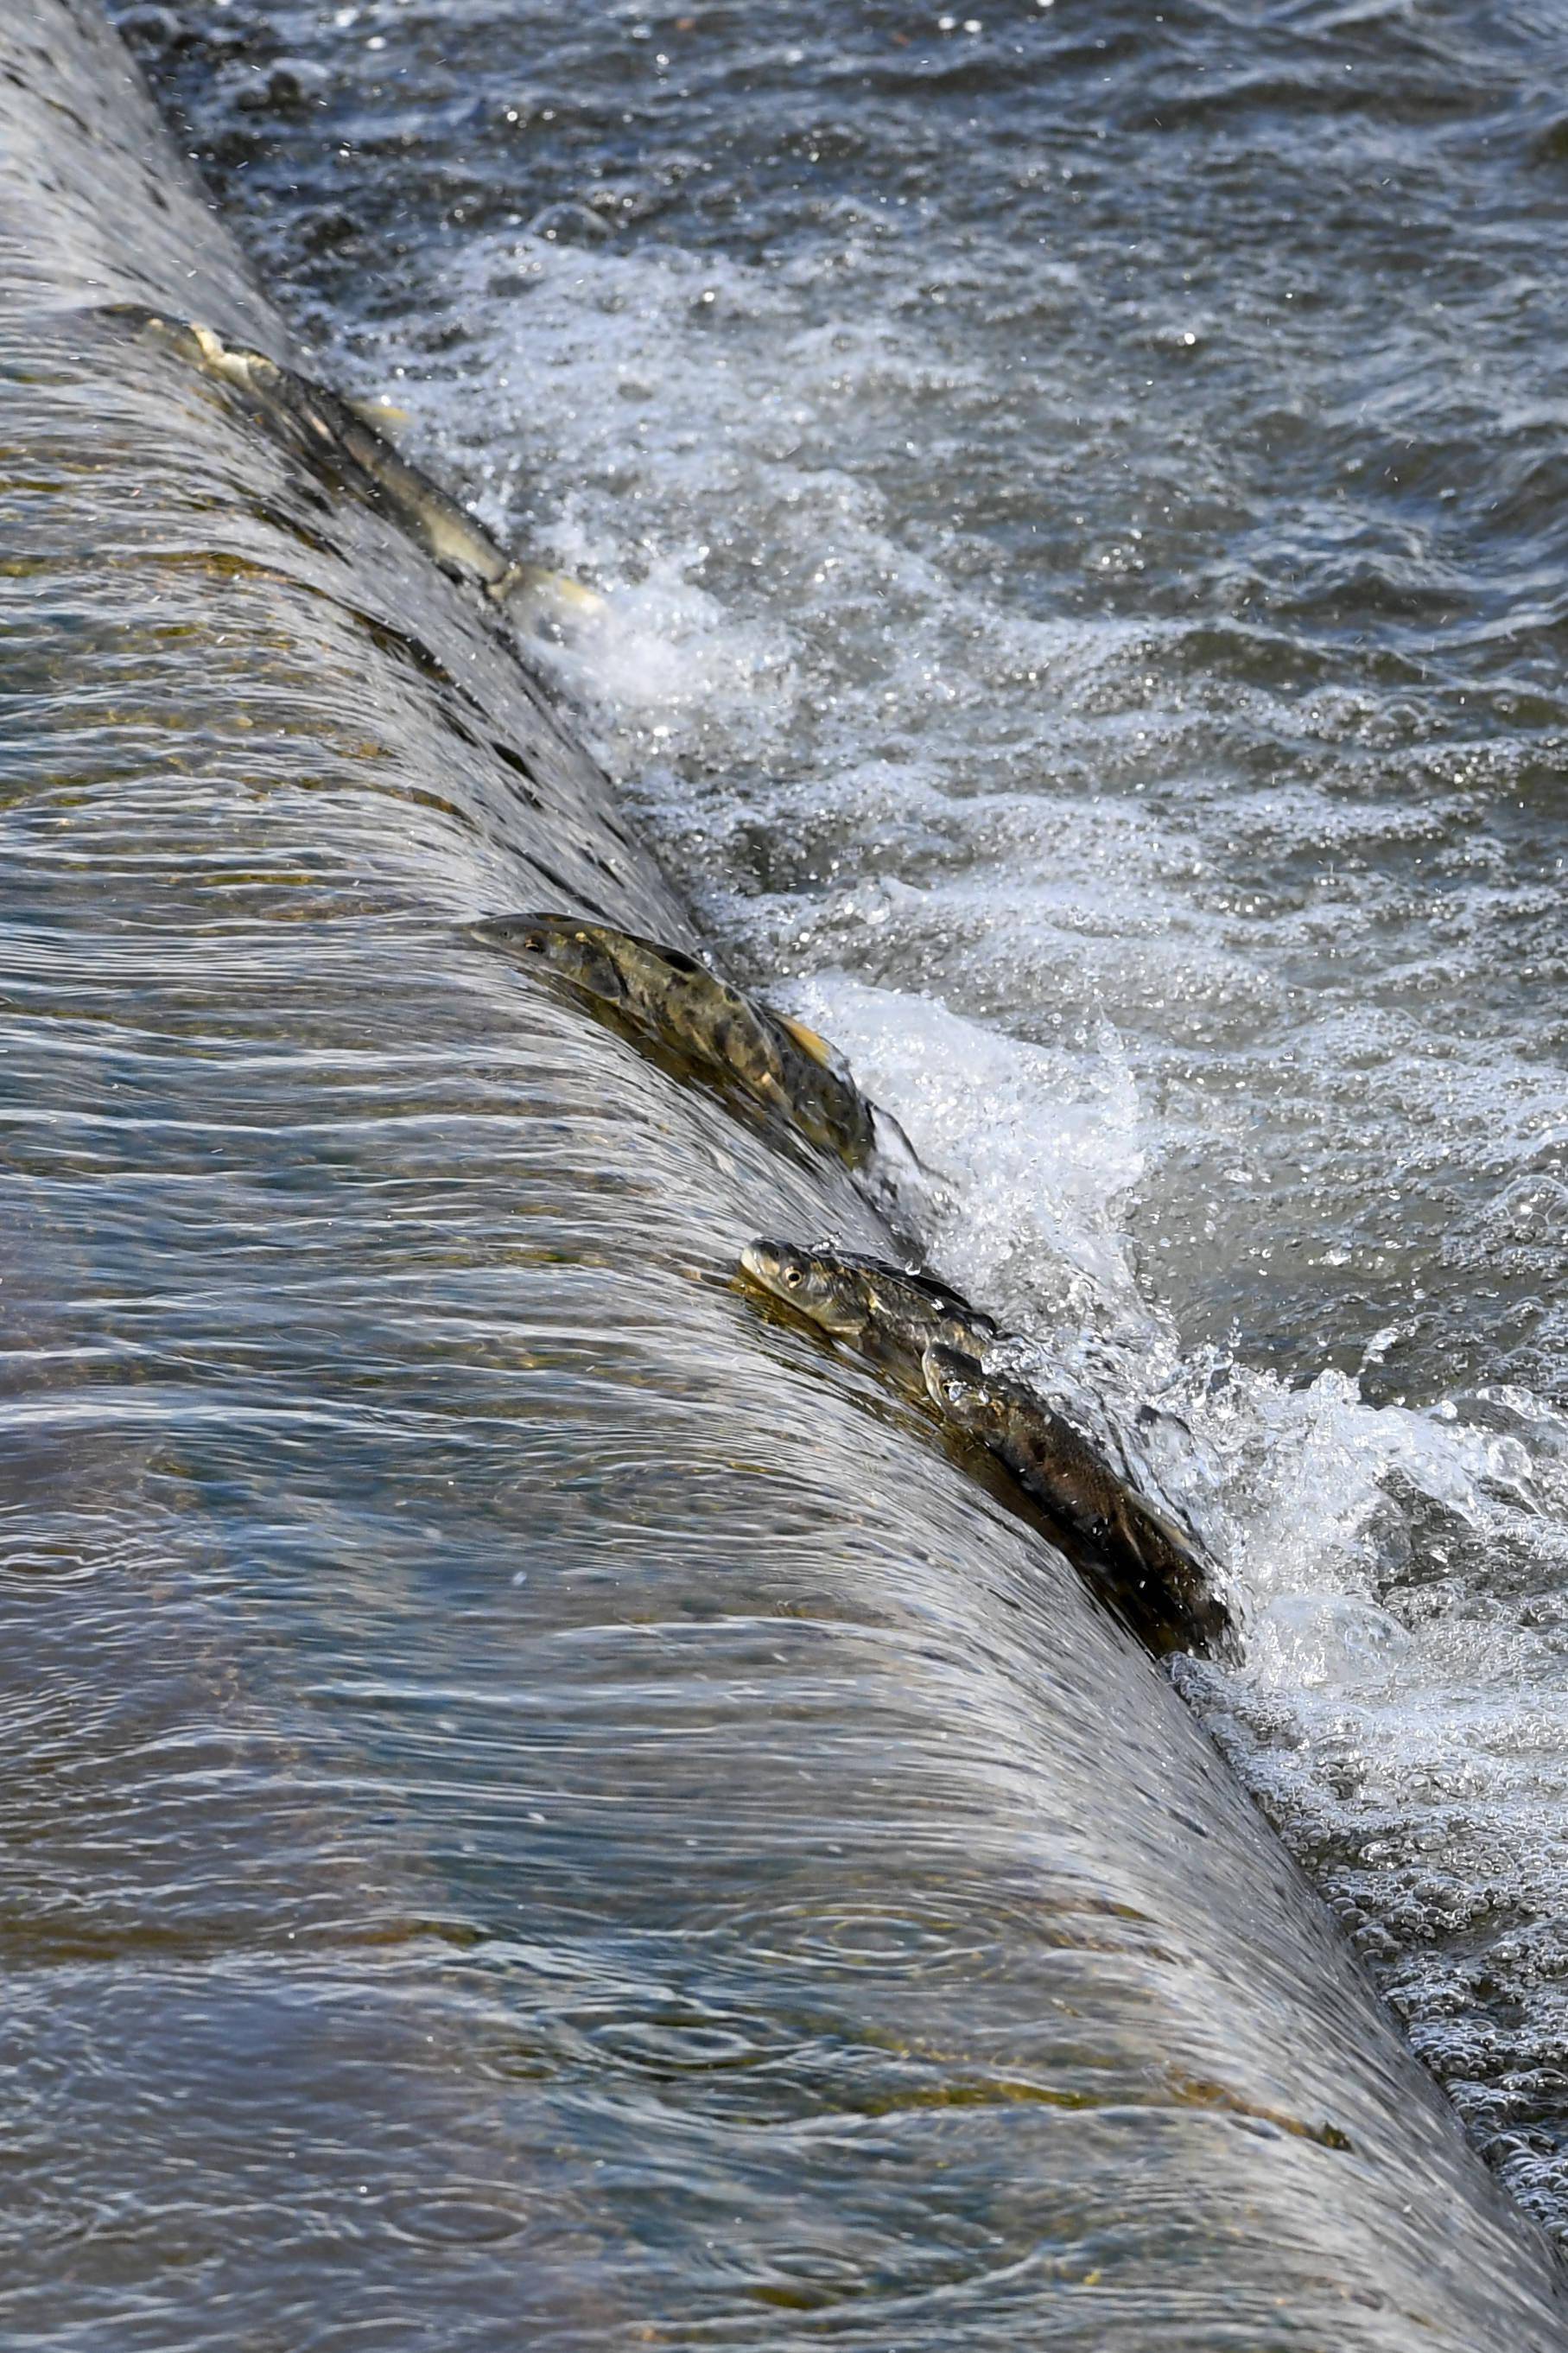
[737,1238,870,1340]
[921,1343,1005,1434]
[471,913,631,1007]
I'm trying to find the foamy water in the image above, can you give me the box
[357,225,1568,2225]
[120,0,1568,2231]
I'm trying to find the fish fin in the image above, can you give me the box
[343,393,411,429]
[187,323,276,398]
[777,1014,837,1068]
[494,561,607,626]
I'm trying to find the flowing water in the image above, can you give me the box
[111,0,1568,2241]
[9,0,1568,2341]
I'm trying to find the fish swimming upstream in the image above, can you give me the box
[112,308,600,638]
[476,917,880,1167]
[739,1236,1229,1659]
[737,1236,997,1385]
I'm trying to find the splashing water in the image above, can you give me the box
[119,0,1568,2233]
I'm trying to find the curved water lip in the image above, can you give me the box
[3,7,1567,2346]
[131,0,1568,2247]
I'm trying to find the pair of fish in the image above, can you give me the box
[739,1238,1232,1662]
[474,920,1216,1655]
[117,316,1205,1650]
[473,913,883,1171]
[116,308,600,639]
[113,316,885,1173]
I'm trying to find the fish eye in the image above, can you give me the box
[944,1380,962,1403]
[784,1268,801,1288]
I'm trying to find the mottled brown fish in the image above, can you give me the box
[922,1341,1231,1659]
[737,1237,998,1386]
[118,309,600,636]
[476,917,878,1167]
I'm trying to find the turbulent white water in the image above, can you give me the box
[330,222,1568,2223]
[115,0,1568,2230]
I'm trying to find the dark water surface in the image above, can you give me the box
[5,2,1568,2344]
[105,0,1568,2244]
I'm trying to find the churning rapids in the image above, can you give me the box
[10,1,1568,2344]
[111,0,1568,2239]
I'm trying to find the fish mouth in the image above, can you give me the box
[735,1237,828,1321]
[737,1237,801,1298]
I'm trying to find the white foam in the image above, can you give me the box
[336,208,1568,2224]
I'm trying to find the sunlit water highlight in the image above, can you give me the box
[35,14,1568,2347]
[109,0,1568,2234]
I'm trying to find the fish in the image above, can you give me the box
[117,309,603,636]
[921,1342,1232,1659]
[737,1237,998,1385]
[475,916,879,1167]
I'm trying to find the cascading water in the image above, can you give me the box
[111,0,1568,2235]
[8,2,1568,2343]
